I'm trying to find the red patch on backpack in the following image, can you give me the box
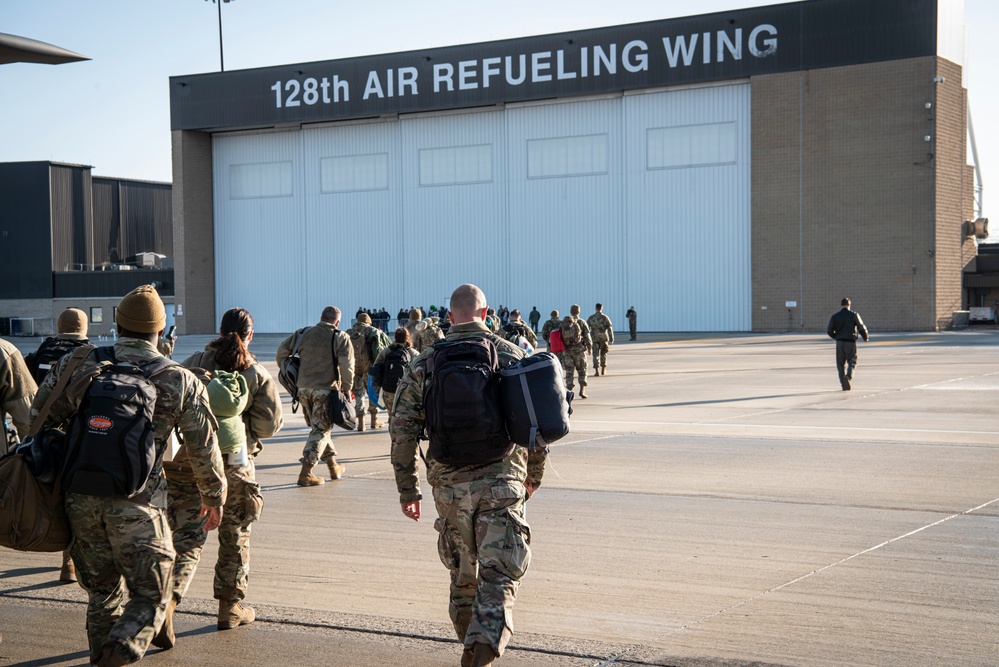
[88,416,113,430]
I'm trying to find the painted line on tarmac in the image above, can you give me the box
[594,496,999,666]
[572,419,999,437]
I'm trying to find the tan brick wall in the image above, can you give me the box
[172,130,216,334]
[752,57,958,331]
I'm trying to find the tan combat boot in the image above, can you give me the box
[469,642,498,667]
[297,461,325,486]
[370,414,383,429]
[218,600,255,630]
[151,597,177,649]
[60,550,77,583]
[579,387,588,399]
[357,418,365,432]
[327,460,346,480]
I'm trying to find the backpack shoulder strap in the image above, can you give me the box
[141,356,179,379]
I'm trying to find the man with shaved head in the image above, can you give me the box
[277,306,355,485]
[391,283,548,667]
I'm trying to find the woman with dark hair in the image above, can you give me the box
[155,308,283,649]
[369,327,418,421]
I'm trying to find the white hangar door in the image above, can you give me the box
[213,131,308,334]
[623,83,751,331]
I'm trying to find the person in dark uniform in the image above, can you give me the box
[827,298,869,391]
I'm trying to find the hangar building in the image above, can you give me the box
[169,0,976,334]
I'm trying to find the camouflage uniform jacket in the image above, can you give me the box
[540,317,561,344]
[348,321,380,373]
[389,321,547,503]
[587,312,615,344]
[413,319,444,353]
[0,337,36,440]
[562,316,593,352]
[178,342,283,459]
[29,337,227,509]
[276,322,354,391]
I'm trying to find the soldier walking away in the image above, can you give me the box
[0,337,36,456]
[369,327,418,424]
[24,307,91,583]
[587,303,614,376]
[503,309,538,350]
[25,308,91,386]
[528,306,541,333]
[561,305,592,399]
[413,315,445,353]
[349,312,389,431]
[626,306,637,341]
[390,284,547,667]
[28,284,227,667]
[540,310,561,348]
[277,306,355,486]
[827,297,869,391]
[157,307,283,650]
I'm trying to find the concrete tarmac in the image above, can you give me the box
[2,330,998,666]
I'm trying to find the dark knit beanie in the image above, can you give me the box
[116,285,166,333]
[57,308,88,335]
[570,304,580,316]
[357,312,371,324]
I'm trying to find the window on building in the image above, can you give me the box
[527,134,608,179]
[647,122,737,170]
[419,145,492,186]
[229,161,293,199]
[320,153,389,193]
[90,306,103,324]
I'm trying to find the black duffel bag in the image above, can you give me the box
[328,332,357,431]
[499,351,572,450]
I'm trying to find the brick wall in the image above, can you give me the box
[752,57,956,331]
[171,130,216,334]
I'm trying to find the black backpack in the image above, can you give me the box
[63,347,175,499]
[376,345,414,393]
[423,337,511,466]
[277,327,308,413]
[25,337,89,385]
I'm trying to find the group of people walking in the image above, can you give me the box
[0,284,872,666]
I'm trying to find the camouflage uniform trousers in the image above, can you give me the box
[592,341,610,372]
[165,461,263,604]
[65,491,176,664]
[432,479,532,656]
[299,387,339,465]
[562,346,588,390]
[352,368,379,420]
[629,320,637,340]
[382,390,397,425]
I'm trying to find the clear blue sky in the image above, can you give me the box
[1,0,995,218]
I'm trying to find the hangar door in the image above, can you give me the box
[212,82,750,333]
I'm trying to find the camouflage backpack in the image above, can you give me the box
[349,326,374,367]
[561,317,583,347]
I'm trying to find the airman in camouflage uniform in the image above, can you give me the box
[627,306,637,341]
[156,307,283,649]
[413,316,445,353]
[29,285,227,667]
[391,284,547,667]
[405,308,424,341]
[540,310,563,363]
[561,305,592,399]
[0,337,35,456]
[587,303,615,376]
[348,312,385,431]
[276,306,354,486]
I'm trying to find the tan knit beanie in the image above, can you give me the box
[116,285,166,333]
[570,304,580,316]
[409,308,423,322]
[357,312,371,324]
[57,308,88,335]
[551,310,559,318]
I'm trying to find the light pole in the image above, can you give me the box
[206,0,233,72]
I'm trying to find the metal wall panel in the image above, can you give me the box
[120,181,173,258]
[50,165,92,271]
[506,98,626,322]
[91,178,120,265]
[302,120,404,318]
[623,84,751,331]
[53,269,174,298]
[0,162,53,299]
[212,132,307,333]
[399,111,508,309]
